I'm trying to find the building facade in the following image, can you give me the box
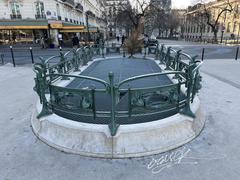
[105,0,130,38]
[183,0,240,43]
[0,0,107,45]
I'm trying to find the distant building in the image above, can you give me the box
[183,0,240,43]
[0,0,107,45]
[105,0,130,38]
[150,0,171,10]
[172,9,187,38]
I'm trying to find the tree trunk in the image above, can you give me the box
[200,27,203,42]
[158,28,161,37]
[213,30,218,43]
[169,29,174,38]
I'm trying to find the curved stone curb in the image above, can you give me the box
[31,96,205,158]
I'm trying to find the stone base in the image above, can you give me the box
[31,97,205,158]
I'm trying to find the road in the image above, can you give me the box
[158,39,239,60]
[0,40,240,65]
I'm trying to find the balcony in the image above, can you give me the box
[86,11,95,18]
[61,0,75,7]
[10,14,22,19]
[75,3,83,12]
[35,14,46,19]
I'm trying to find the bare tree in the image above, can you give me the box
[187,10,206,41]
[115,0,158,56]
[202,0,233,43]
[166,11,181,38]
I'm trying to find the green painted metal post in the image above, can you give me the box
[34,66,52,118]
[128,88,132,117]
[108,72,119,136]
[173,50,182,79]
[165,47,171,70]
[101,45,105,58]
[60,51,69,80]
[0,53,4,65]
[92,88,96,120]
[73,49,80,72]
[123,47,126,58]
[155,43,159,60]
[159,45,164,64]
[144,47,147,59]
[180,62,195,118]
[82,48,87,65]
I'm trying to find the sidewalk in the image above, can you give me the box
[201,59,240,88]
[1,57,240,179]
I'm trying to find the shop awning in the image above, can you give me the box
[61,22,85,29]
[59,26,98,33]
[0,20,49,30]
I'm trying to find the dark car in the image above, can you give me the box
[148,39,158,54]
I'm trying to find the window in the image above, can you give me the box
[56,4,61,17]
[227,22,231,32]
[10,2,21,16]
[233,22,237,33]
[35,1,45,18]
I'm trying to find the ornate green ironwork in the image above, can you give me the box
[108,72,120,136]
[33,64,52,118]
[33,44,203,136]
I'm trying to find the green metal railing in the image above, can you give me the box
[33,44,203,136]
[0,53,4,65]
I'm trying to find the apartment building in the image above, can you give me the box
[184,0,240,43]
[0,0,107,45]
[105,0,130,38]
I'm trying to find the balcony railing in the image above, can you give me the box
[35,14,46,19]
[86,11,95,18]
[10,14,22,19]
[61,0,75,7]
[76,3,83,12]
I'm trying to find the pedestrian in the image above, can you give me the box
[117,36,120,42]
[72,34,79,48]
[58,33,63,47]
[121,35,125,45]
[144,34,149,48]
[40,37,45,49]
[96,36,100,45]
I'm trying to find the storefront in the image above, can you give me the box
[0,20,48,44]
[0,20,101,46]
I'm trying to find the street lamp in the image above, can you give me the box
[220,26,225,44]
[85,11,91,43]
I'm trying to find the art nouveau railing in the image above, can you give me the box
[33,44,202,136]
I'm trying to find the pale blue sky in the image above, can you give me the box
[130,0,194,9]
[172,0,192,8]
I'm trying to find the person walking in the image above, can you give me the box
[144,34,149,48]
[40,37,45,49]
[58,33,63,47]
[121,35,125,45]
[72,34,80,48]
